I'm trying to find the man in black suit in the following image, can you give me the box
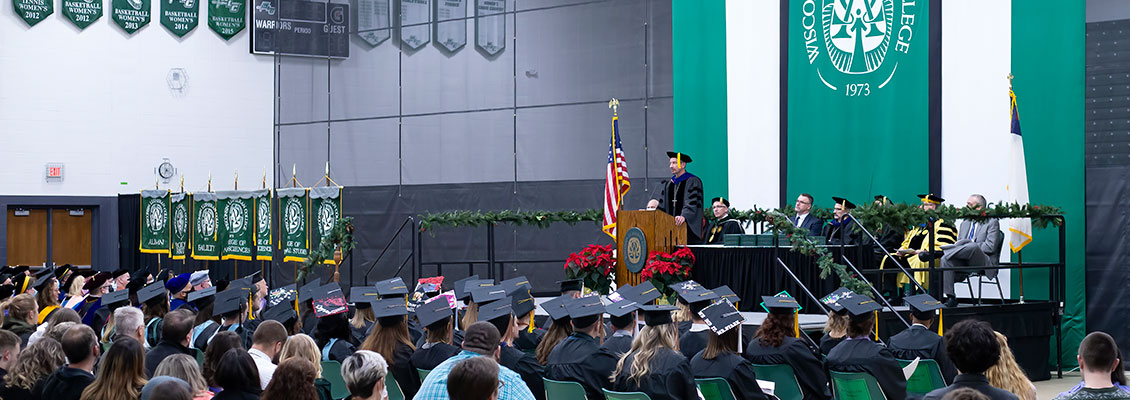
[923,320,1019,400]
[887,294,957,383]
[790,193,824,237]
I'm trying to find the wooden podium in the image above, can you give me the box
[615,210,687,286]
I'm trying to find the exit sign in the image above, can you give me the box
[45,163,64,182]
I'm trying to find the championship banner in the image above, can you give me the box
[111,0,151,34]
[139,190,171,254]
[310,186,341,265]
[62,0,103,29]
[161,0,199,37]
[356,0,391,46]
[217,191,254,261]
[191,192,220,260]
[400,0,430,50]
[253,189,273,261]
[14,0,53,27]
[208,0,245,40]
[435,0,466,52]
[170,192,191,260]
[278,188,309,262]
[474,0,504,55]
[786,0,931,201]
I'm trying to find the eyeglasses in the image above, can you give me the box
[795,200,811,205]
[712,205,727,209]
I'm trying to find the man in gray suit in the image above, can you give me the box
[941,194,1002,306]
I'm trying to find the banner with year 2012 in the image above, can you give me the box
[277,188,308,263]
[217,191,254,261]
[140,190,171,254]
[191,192,220,260]
[310,186,341,265]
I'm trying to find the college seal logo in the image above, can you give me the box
[173,203,187,239]
[624,227,647,274]
[257,197,270,234]
[285,199,303,235]
[317,201,337,236]
[146,200,167,233]
[198,203,217,237]
[801,0,916,95]
[225,200,247,234]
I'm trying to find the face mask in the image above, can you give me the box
[380,388,388,400]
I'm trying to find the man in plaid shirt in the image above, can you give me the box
[414,321,536,400]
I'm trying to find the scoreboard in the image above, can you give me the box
[251,0,349,58]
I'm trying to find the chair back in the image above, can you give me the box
[829,371,887,400]
[194,348,204,367]
[417,368,431,382]
[384,370,406,400]
[602,388,654,400]
[897,359,947,395]
[320,361,351,400]
[696,377,738,400]
[751,363,805,400]
[543,378,587,400]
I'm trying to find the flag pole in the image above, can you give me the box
[608,97,623,285]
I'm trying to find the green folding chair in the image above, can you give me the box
[320,361,350,400]
[751,364,805,400]
[384,371,406,400]
[543,378,586,400]
[194,348,204,367]
[416,368,431,381]
[829,371,887,400]
[897,359,947,395]
[602,388,653,400]
[696,377,738,400]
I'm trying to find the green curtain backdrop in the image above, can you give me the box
[672,0,728,201]
[1011,0,1085,367]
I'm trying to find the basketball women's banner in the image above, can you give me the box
[111,0,151,34]
[253,189,273,261]
[170,192,191,260]
[217,191,254,261]
[161,0,199,37]
[192,192,221,260]
[310,186,342,265]
[62,0,102,29]
[208,0,245,40]
[140,190,171,254]
[278,188,309,262]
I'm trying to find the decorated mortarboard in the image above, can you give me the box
[500,276,531,295]
[839,294,882,316]
[917,193,945,204]
[350,286,382,308]
[557,279,582,294]
[0,284,15,300]
[710,197,731,207]
[312,283,348,318]
[298,278,322,302]
[268,284,297,308]
[261,304,298,325]
[712,285,740,305]
[640,305,677,326]
[511,290,536,318]
[761,295,801,315]
[101,288,131,310]
[188,287,217,303]
[112,268,130,279]
[470,285,508,304]
[831,197,857,210]
[139,281,168,303]
[165,273,191,294]
[671,280,702,303]
[699,300,744,335]
[374,278,409,298]
[213,287,250,316]
[477,297,514,322]
[820,287,854,313]
[416,296,455,327]
[83,272,111,291]
[451,275,480,300]
[539,295,572,321]
[665,151,693,163]
[370,298,409,319]
[904,294,944,319]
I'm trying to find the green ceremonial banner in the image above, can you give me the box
[111,0,150,33]
[278,188,309,263]
[254,189,273,261]
[218,191,254,261]
[14,0,53,26]
[787,0,930,203]
[170,192,190,260]
[139,190,171,254]
[191,192,220,260]
[310,186,342,265]
[208,0,245,40]
[161,0,199,36]
[62,0,103,30]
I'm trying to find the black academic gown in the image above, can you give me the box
[351,321,373,346]
[887,325,957,383]
[545,332,619,400]
[677,320,692,337]
[409,342,460,371]
[387,343,420,399]
[678,328,710,359]
[601,331,633,357]
[822,216,862,246]
[193,321,221,351]
[825,338,907,400]
[744,337,830,400]
[407,319,424,347]
[500,344,546,400]
[656,174,705,244]
[321,339,356,363]
[706,218,745,244]
[818,334,844,356]
[690,352,769,400]
[515,328,545,352]
[611,347,697,400]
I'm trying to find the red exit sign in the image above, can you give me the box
[45,163,64,182]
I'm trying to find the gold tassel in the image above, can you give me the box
[937,309,943,336]
[793,313,800,338]
[873,311,879,341]
[248,293,254,320]
[528,312,535,333]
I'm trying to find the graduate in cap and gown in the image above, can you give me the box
[544,295,618,400]
[825,295,907,400]
[312,284,357,363]
[349,285,380,346]
[822,197,863,246]
[361,297,420,398]
[189,287,220,350]
[690,300,768,400]
[744,296,830,400]
[676,284,719,359]
[501,276,543,352]
[650,151,705,244]
[534,295,574,366]
[139,281,170,347]
[409,294,461,371]
[887,294,957,383]
[79,272,112,326]
[210,281,256,350]
[610,305,698,400]
[32,268,61,324]
[705,197,745,244]
[601,281,660,357]
[374,277,423,346]
[97,288,132,343]
[298,278,322,336]
[480,292,546,400]
[818,288,853,357]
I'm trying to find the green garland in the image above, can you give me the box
[716,202,1063,232]
[299,216,356,281]
[761,211,873,295]
[418,209,603,232]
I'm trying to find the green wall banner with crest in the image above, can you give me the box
[278,188,308,263]
[161,0,199,37]
[787,0,930,203]
[14,0,53,27]
[218,191,254,261]
[310,186,341,265]
[192,192,220,260]
[140,190,171,254]
[253,189,273,261]
[170,192,191,260]
[111,0,150,33]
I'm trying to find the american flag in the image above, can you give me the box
[603,115,630,237]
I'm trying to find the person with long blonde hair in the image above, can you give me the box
[279,333,335,400]
[80,336,147,400]
[0,337,65,399]
[60,274,88,311]
[986,332,1037,400]
[690,301,767,400]
[360,299,419,398]
[535,295,573,366]
[820,309,849,356]
[609,305,696,400]
[1,294,38,346]
[154,353,215,400]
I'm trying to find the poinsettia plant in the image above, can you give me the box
[563,244,616,295]
[641,247,695,304]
